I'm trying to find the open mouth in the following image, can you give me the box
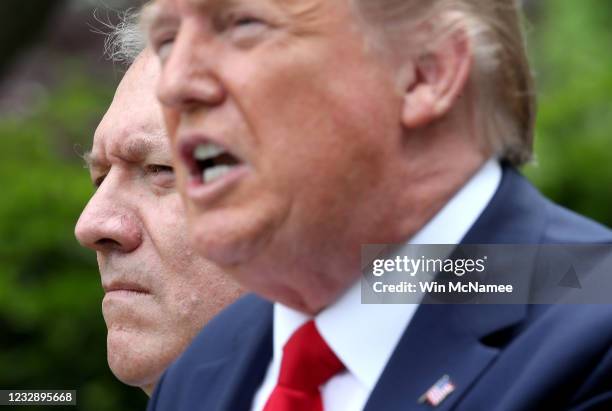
[185,142,243,185]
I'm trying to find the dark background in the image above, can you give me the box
[0,1,610,410]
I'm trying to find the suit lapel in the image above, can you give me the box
[364,303,526,411]
[217,297,274,411]
[365,166,545,410]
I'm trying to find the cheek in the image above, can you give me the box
[250,71,400,238]
[162,109,180,142]
[169,289,209,336]
[145,199,201,279]
[175,168,191,202]
[154,197,189,237]
[157,269,212,339]
[239,45,398,168]
[259,80,393,192]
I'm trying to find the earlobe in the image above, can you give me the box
[400,27,472,129]
[401,83,437,128]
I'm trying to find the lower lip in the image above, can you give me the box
[186,164,250,205]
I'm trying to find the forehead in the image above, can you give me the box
[90,53,167,165]
[150,0,286,9]
[147,0,332,20]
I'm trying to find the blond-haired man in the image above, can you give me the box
[145,0,612,409]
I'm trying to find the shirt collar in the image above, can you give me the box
[272,158,502,391]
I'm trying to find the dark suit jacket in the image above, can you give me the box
[148,166,612,411]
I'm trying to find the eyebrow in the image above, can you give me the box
[84,135,166,172]
[123,136,163,161]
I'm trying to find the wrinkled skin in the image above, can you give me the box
[75,49,242,394]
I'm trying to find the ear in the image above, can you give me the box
[400,27,473,129]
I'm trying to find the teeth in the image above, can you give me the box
[203,165,233,184]
[194,144,225,161]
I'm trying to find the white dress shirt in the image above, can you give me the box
[251,159,502,411]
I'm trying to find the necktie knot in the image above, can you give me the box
[278,320,344,392]
[263,320,344,411]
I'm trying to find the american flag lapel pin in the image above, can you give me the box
[418,374,456,407]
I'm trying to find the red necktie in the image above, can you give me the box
[263,320,345,411]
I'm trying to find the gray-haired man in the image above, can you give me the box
[75,29,242,394]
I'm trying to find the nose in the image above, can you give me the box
[157,26,227,112]
[75,179,142,254]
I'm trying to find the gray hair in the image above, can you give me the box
[103,8,147,65]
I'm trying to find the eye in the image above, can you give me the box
[150,26,177,64]
[155,38,175,64]
[146,164,174,175]
[145,164,175,188]
[233,15,263,27]
[223,11,269,45]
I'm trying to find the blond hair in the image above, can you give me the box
[353,0,535,165]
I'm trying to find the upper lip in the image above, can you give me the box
[177,133,244,177]
[103,281,150,294]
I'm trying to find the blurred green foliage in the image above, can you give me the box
[524,0,612,227]
[0,64,147,410]
[0,1,610,410]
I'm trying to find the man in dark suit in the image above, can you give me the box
[144,0,612,409]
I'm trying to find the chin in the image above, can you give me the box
[106,329,167,391]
